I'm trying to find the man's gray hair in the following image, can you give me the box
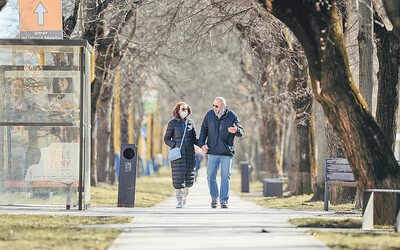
[215,97,226,106]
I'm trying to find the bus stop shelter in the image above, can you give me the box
[0,39,91,210]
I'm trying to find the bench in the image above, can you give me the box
[324,158,357,211]
[362,189,400,232]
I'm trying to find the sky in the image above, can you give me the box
[0,0,19,38]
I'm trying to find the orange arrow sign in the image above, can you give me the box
[19,0,62,32]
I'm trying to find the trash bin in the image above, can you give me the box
[118,144,138,207]
[240,161,250,193]
[262,178,283,197]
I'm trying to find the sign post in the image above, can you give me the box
[19,0,63,39]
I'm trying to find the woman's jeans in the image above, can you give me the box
[207,154,233,203]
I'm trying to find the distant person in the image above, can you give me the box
[199,97,244,208]
[164,102,199,208]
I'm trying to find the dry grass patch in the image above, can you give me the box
[231,174,357,212]
[310,230,400,250]
[290,218,362,228]
[290,217,398,249]
[91,166,174,207]
[0,215,132,250]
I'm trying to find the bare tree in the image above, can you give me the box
[260,0,400,225]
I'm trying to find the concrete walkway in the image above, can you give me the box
[107,169,330,250]
[0,169,332,249]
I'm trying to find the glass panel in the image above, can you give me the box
[0,44,83,207]
[0,126,80,206]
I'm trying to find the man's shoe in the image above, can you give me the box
[211,199,217,208]
[221,201,228,208]
[176,201,183,208]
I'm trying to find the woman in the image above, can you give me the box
[164,102,198,208]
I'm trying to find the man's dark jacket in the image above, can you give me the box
[198,108,244,156]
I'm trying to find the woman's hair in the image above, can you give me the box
[172,102,192,118]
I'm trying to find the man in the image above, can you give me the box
[199,97,244,208]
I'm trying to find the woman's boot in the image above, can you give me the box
[182,187,189,208]
[176,189,183,208]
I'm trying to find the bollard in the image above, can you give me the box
[240,161,250,193]
[118,144,138,207]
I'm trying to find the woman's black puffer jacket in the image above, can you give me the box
[164,117,198,189]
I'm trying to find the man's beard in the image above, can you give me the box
[214,108,226,119]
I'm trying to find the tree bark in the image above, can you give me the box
[374,14,400,151]
[109,116,116,184]
[311,101,326,201]
[358,0,374,109]
[261,0,400,225]
[288,54,316,195]
[96,75,115,182]
[261,74,281,178]
[383,0,400,32]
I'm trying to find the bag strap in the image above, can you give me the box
[179,120,188,149]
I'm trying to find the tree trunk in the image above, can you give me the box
[109,117,116,184]
[262,74,281,178]
[288,55,316,195]
[383,0,400,33]
[374,17,400,151]
[262,0,400,225]
[358,0,374,109]
[96,74,116,182]
[120,80,131,145]
[311,101,326,201]
[91,118,98,186]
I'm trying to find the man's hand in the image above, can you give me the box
[201,145,209,153]
[228,124,238,134]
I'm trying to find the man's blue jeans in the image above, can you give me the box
[207,154,233,203]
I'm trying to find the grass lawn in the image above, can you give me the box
[309,230,400,249]
[290,218,362,228]
[91,166,174,207]
[0,166,174,249]
[232,173,399,250]
[230,174,357,212]
[0,215,132,250]
[290,218,400,249]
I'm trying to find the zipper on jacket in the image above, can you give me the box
[215,119,221,147]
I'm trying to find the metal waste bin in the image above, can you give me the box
[240,161,250,193]
[118,144,138,207]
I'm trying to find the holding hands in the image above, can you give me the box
[201,145,209,153]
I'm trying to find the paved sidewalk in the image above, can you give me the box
[0,169,332,249]
[107,169,330,250]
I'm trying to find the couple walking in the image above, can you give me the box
[163,97,244,209]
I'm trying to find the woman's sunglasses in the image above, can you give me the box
[181,107,187,111]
